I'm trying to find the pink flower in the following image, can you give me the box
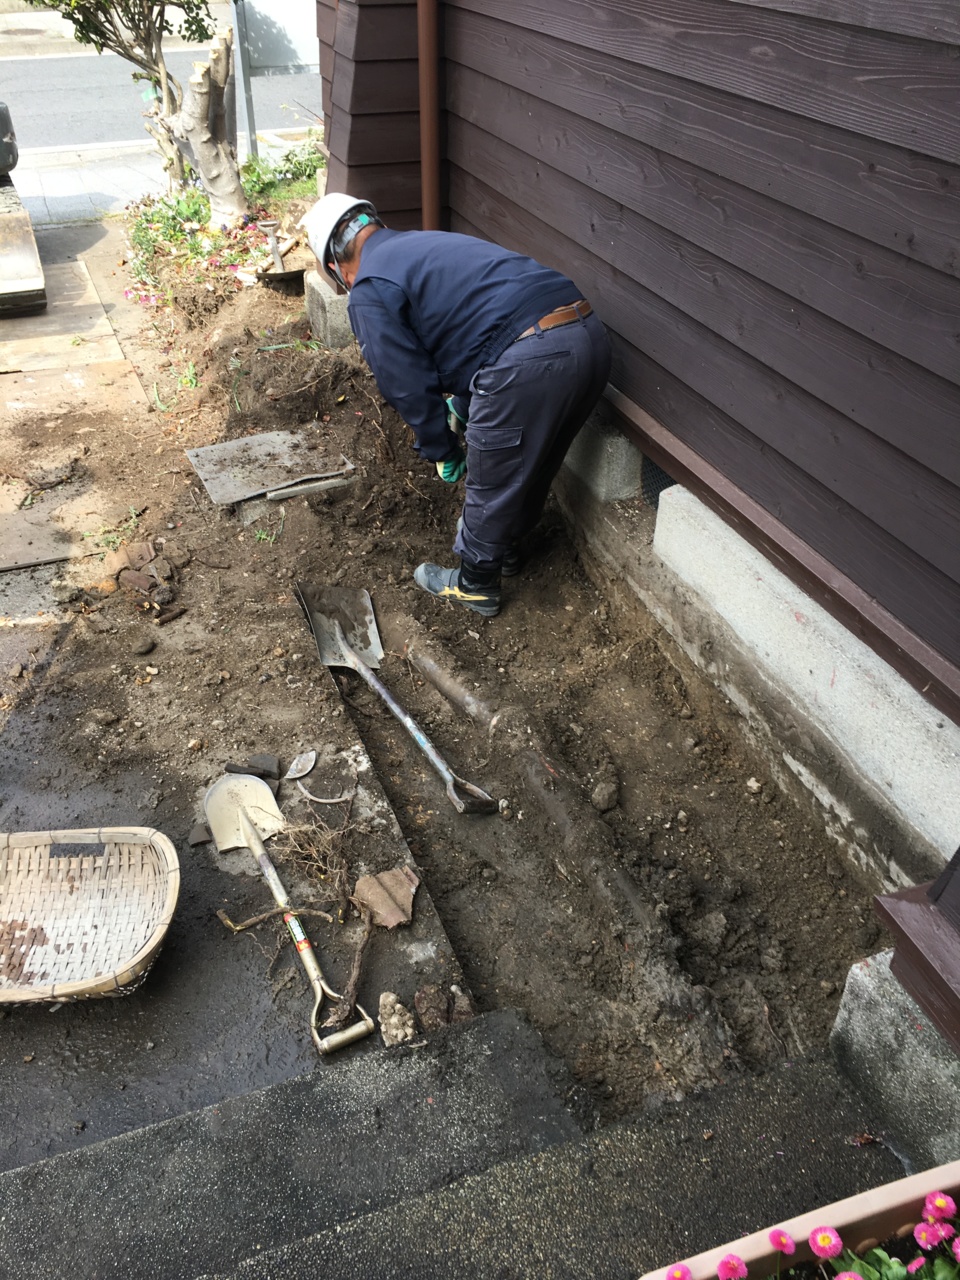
[769,1230,795,1256]
[914,1222,938,1251]
[666,1267,692,1280]
[809,1227,843,1259]
[836,1273,860,1280]
[907,1261,926,1275]
[924,1192,957,1221]
[933,1222,956,1244]
[717,1255,748,1280]
[952,1238,960,1264]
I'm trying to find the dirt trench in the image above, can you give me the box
[1,268,883,1126]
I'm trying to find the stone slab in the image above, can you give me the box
[831,950,960,1172]
[0,1011,580,1280]
[202,1052,900,1280]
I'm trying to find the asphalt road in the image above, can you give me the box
[1,50,322,149]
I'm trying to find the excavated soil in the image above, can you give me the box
[1,246,884,1123]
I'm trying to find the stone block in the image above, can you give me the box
[562,412,643,502]
[831,951,960,1170]
[304,268,353,349]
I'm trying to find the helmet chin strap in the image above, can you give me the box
[328,211,380,290]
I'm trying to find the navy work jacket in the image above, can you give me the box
[347,228,580,462]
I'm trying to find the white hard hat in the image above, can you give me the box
[299,192,379,287]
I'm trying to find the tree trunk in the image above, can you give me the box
[163,28,248,226]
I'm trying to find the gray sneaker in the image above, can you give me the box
[413,563,501,617]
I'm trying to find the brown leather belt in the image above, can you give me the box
[516,299,592,341]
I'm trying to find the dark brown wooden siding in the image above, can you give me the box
[316,0,422,226]
[443,0,960,719]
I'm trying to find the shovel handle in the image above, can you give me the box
[343,641,497,815]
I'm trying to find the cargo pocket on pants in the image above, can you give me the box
[467,426,524,491]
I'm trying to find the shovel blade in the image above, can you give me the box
[296,583,384,670]
[203,773,285,853]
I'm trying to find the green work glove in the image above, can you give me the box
[445,395,467,436]
[436,440,466,483]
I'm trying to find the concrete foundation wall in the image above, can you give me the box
[557,419,960,888]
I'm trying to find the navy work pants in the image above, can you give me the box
[453,310,611,579]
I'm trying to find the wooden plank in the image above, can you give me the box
[723,0,960,44]
[332,53,420,113]
[447,86,960,470]
[449,167,960,588]
[330,106,420,165]
[334,0,419,61]
[447,0,960,165]
[325,156,422,210]
[445,10,960,278]
[317,2,336,47]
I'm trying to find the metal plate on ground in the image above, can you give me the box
[186,432,353,505]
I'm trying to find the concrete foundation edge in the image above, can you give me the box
[830,951,960,1171]
[556,418,959,888]
[304,268,352,349]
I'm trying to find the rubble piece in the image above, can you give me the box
[379,992,416,1047]
[247,752,281,780]
[187,823,212,847]
[102,541,155,577]
[155,607,186,626]
[591,778,619,813]
[131,635,156,656]
[117,569,154,595]
[353,866,419,929]
[413,982,473,1033]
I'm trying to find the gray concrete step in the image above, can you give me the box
[203,1051,902,1280]
[0,1010,581,1280]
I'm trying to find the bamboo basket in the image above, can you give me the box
[0,827,180,1002]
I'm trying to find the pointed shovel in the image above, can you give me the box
[203,773,375,1054]
[296,583,498,815]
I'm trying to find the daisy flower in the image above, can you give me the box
[717,1254,748,1280]
[666,1266,692,1280]
[924,1192,956,1221]
[809,1227,843,1259]
[769,1230,795,1255]
[907,1259,927,1274]
[914,1222,939,1251]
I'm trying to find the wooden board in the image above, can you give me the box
[333,0,419,61]
[329,107,420,165]
[445,9,960,278]
[447,106,960,482]
[723,0,960,44]
[448,0,960,163]
[332,53,420,113]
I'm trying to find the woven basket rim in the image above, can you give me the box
[0,826,180,1002]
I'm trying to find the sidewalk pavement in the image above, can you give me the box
[14,129,310,227]
[0,3,233,59]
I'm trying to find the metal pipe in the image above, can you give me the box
[417,0,441,229]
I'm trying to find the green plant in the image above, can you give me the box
[254,528,276,544]
[83,506,142,553]
[179,360,199,389]
[240,134,326,200]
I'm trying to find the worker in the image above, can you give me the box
[302,193,611,618]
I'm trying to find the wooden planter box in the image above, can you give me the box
[639,1159,960,1280]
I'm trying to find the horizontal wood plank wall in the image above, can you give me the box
[322,0,421,223]
[443,0,960,719]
